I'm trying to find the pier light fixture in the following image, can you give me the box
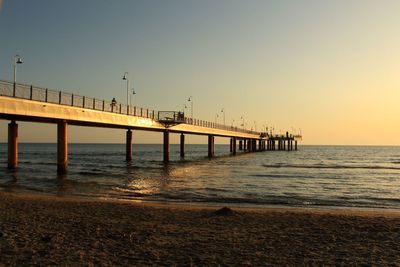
[122,72,129,107]
[188,96,193,123]
[13,55,23,86]
[220,108,225,125]
[240,116,245,129]
[129,88,136,107]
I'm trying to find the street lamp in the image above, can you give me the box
[129,88,136,107]
[188,96,193,123]
[220,108,225,125]
[13,55,23,91]
[240,116,245,129]
[122,72,129,107]
[183,104,187,113]
[215,113,219,125]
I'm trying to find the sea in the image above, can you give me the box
[1,143,400,209]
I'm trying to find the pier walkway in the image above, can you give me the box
[0,80,301,172]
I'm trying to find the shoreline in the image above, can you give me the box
[1,191,400,265]
[3,190,400,217]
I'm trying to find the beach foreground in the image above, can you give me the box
[1,192,400,266]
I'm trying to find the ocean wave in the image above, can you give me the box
[262,164,400,171]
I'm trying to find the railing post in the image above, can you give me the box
[83,96,85,108]
[59,91,62,104]
[13,83,16,97]
[45,89,48,102]
[102,100,105,111]
[30,85,33,100]
[71,94,74,106]
[134,107,136,116]
[146,109,149,118]
[140,108,143,117]
[119,104,122,114]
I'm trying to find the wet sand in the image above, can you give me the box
[1,191,400,266]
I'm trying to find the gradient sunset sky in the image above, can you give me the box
[1,0,400,145]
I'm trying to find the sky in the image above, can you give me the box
[1,0,400,145]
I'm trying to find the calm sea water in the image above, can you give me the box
[1,144,400,209]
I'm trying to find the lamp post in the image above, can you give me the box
[220,108,225,125]
[13,55,23,93]
[188,96,193,123]
[240,116,245,129]
[215,113,219,125]
[183,104,187,113]
[122,72,129,107]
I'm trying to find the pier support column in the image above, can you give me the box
[239,140,243,150]
[163,130,170,163]
[232,137,237,155]
[291,140,293,151]
[208,135,214,158]
[180,133,185,158]
[295,140,298,150]
[244,139,247,151]
[258,140,262,152]
[126,129,132,161]
[57,121,68,173]
[230,138,233,153]
[8,120,18,169]
[283,140,286,150]
[247,140,252,152]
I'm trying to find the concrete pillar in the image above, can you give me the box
[163,130,170,163]
[247,140,252,152]
[8,120,18,169]
[244,139,247,151]
[291,140,293,151]
[239,140,243,150]
[253,140,257,152]
[57,121,68,172]
[283,140,286,150]
[180,133,185,158]
[230,138,233,153]
[232,137,237,155]
[208,135,214,158]
[295,140,298,150]
[126,129,132,161]
[258,140,262,151]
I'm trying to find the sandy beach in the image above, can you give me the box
[1,192,400,266]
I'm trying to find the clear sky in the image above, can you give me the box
[1,0,400,145]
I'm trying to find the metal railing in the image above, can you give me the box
[0,80,261,136]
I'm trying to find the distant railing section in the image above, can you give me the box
[0,80,261,136]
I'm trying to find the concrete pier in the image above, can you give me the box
[163,130,170,162]
[232,137,237,155]
[239,140,243,150]
[126,129,132,161]
[180,133,185,158]
[57,121,68,172]
[295,140,298,150]
[230,138,233,152]
[7,120,18,169]
[208,135,215,158]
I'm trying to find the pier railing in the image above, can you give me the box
[0,80,260,136]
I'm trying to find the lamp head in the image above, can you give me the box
[122,72,128,80]
[15,55,23,64]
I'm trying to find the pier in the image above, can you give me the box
[0,80,301,172]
